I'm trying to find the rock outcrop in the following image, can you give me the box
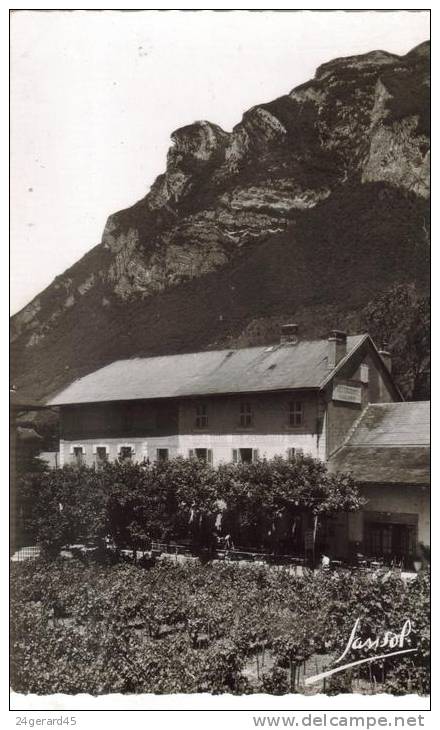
[11,42,430,402]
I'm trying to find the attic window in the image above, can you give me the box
[289,401,304,426]
[195,403,208,429]
[239,402,253,427]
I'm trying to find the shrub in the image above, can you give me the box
[261,667,289,695]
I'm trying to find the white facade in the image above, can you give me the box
[59,423,327,468]
[59,390,328,467]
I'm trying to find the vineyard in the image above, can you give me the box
[11,558,429,696]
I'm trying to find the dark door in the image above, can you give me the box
[239,448,253,463]
[365,521,416,566]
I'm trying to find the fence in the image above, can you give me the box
[10,545,40,562]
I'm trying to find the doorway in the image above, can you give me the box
[364,518,417,566]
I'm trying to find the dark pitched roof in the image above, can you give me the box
[329,402,430,485]
[46,335,366,406]
[344,402,430,447]
[329,446,429,485]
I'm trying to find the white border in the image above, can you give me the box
[6,2,434,722]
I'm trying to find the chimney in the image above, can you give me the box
[378,342,392,373]
[280,323,299,345]
[328,330,347,369]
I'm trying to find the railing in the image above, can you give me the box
[150,541,306,566]
[10,542,409,574]
[10,546,41,562]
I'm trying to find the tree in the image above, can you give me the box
[17,455,363,558]
[362,283,430,400]
[216,455,364,553]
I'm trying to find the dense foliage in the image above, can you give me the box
[16,456,363,556]
[362,283,430,400]
[10,559,429,696]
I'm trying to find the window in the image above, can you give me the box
[232,448,258,464]
[95,446,108,464]
[366,524,390,556]
[287,447,303,460]
[364,522,417,560]
[360,363,369,383]
[239,402,253,427]
[195,403,208,429]
[72,446,84,465]
[157,448,169,462]
[289,401,303,426]
[119,445,134,461]
[189,448,213,464]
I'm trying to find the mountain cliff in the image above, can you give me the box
[11,41,430,403]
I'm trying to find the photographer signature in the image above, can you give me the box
[305,618,417,685]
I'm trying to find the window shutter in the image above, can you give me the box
[252,449,259,463]
[207,449,213,465]
[232,449,238,464]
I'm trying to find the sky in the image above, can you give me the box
[10,9,430,314]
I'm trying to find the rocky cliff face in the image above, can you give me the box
[11,42,430,402]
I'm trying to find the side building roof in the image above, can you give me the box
[47,335,366,406]
[329,402,430,485]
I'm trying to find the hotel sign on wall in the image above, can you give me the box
[332,383,362,404]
